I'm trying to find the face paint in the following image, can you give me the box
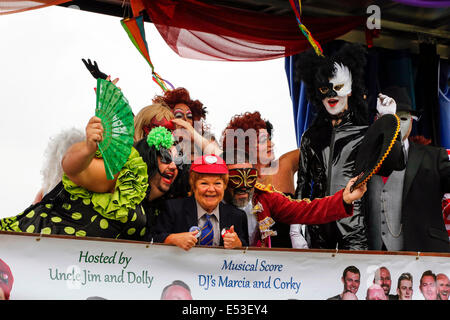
[330,63,352,96]
[322,95,349,115]
[397,111,412,141]
[159,147,184,168]
[173,108,193,121]
[321,63,352,115]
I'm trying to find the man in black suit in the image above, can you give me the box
[153,154,248,250]
[367,86,450,252]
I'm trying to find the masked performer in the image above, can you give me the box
[1,119,178,241]
[294,43,370,250]
[221,112,293,247]
[366,86,450,252]
[221,148,366,248]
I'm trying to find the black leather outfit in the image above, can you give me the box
[295,112,369,250]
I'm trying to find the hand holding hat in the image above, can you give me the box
[343,175,367,205]
[351,113,406,192]
[376,93,397,117]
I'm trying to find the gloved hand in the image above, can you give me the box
[376,93,396,117]
[82,58,108,80]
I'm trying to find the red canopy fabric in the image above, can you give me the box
[0,0,70,15]
[141,0,365,61]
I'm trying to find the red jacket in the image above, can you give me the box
[251,183,353,247]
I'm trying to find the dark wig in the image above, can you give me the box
[134,138,160,192]
[134,137,190,200]
[295,42,369,126]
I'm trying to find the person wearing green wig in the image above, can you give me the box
[0,116,179,241]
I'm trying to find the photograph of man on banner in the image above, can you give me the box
[327,266,361,300]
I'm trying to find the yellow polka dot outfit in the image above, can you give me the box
[0,148,149,241]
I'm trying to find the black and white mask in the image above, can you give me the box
[319,63,353,115]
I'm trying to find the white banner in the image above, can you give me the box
[0,232,449,300]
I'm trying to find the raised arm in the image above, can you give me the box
[272,148,299,195]
[61,116,117,193]
[265,176,367,225]
[171,118,222,155]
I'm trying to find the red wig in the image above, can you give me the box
[409,135,432,145]
[153,87,207,121]
[221,111,269,153]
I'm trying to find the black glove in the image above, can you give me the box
[82,58,108,80]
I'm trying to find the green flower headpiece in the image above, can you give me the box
[146,126,174,151]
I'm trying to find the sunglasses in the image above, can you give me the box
[159,148,184,167]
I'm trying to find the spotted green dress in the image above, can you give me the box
[1,147,150,240]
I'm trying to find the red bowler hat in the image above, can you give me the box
[190,154,228,174]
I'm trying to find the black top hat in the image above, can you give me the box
[351,114,406,192]
[381,86,421,116]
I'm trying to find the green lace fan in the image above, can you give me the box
[95,78,135,180]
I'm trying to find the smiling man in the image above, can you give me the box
[436,273,450,300]
[373,266,397,300]
[420,270,438,300]
[328,266,361,300]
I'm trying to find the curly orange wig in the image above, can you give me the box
[153,87,207,121]
[220,111,269,154]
